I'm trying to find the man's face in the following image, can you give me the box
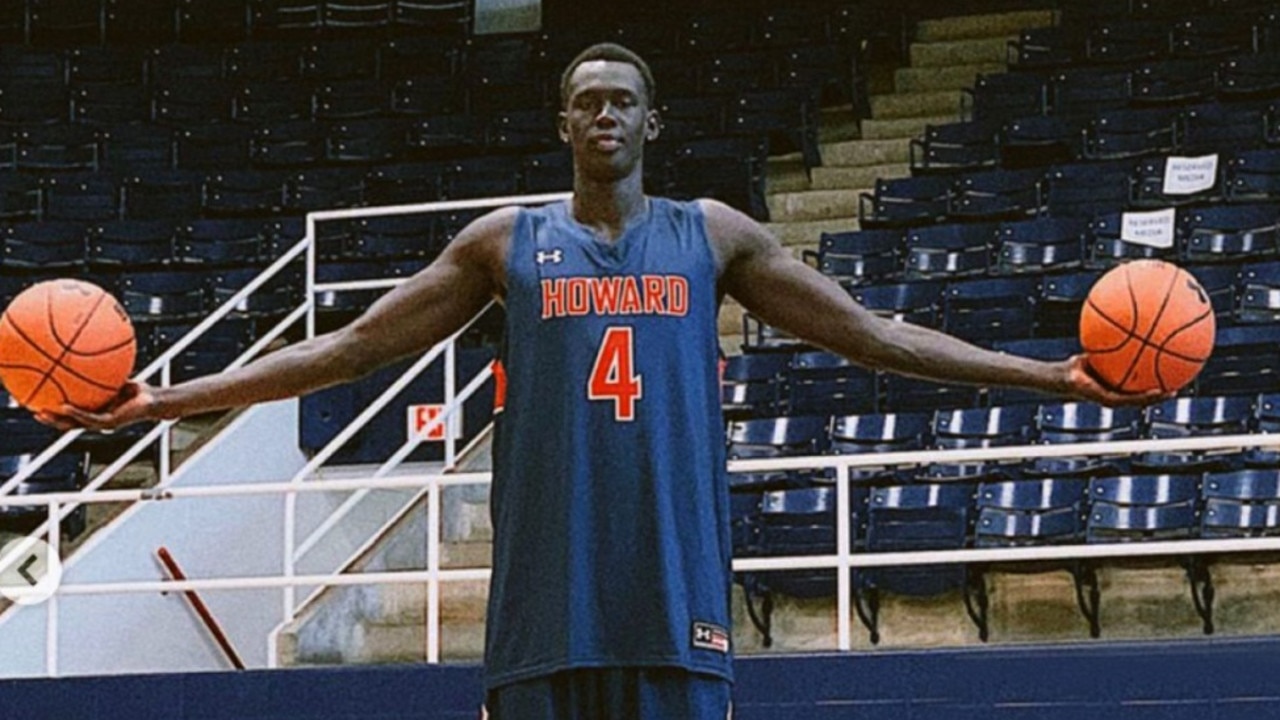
[559,60,660,181]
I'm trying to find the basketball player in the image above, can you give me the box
[43,44,1162,719]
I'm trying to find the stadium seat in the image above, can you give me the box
[363,162,445,205]
[14,123,101,172]
[41,173,121,222]
[1088,211,1178,268]
[1236,260,1280,324]
[153,80,236,124]
[444,155,522,199]
[176,218,269,266]
[249,0,322,38]
[1136,395,1254,475]
[0,47,64,83]
[1181,203,1279,261]
[300,39,379,81]
[1198,324,1280,394]
[103,0,178,46]
[175,0,250,42]
[321,0,392,32]
[943,276,1038,343]
[805,228,900,286]
[882,373,982,415]
[326,118,407,165]
[379,35,460,80]
[0,80,70,125]
[0,450,91,539]
[404,113,484,159]
[999,114,1083,169]
[68,46,150,85]
[522,150,574,194]
[857,482,981,643]
[1225,149,1280,203]
[859,175,950,229]
[974,477,1097,636]
[72,82,153,125]
[1083,108,1181,161]
[349,214,438,260]
[314,79,391,121]
[729,87,821,169]
[90,219,176,268]
[827,411,932,485]
[1044,161,1132,219]
[667,136,770,221]
[1218,52,1280,101]
[785,351,877,417]
[948,168,1045,223]
[902,223,992,280]
[722,352,789,420]
[1028,401,1140,478]
[121,168,205,220]
[658,96,727,143]
[3,221,87,270]
[286,166,365,211]
[224,41,301,82]
[202,169,288,217]
[849,280,944,328]
[909,120,1000,175]
[249,120,327,167]
[1132,58,1219,106]
[726,415,828,492]
[1185,263,1239,322]
[101,122,174,172]
[994,216,1087,275]
[210,265,301,318]
[1201,469,1280,537]
[174,123,254,171]
[118,269,211,321]
[963,73,1046,124]
[1007,26,1084,71]
[1133,157,1224,208]
[1182,101,1269,153]
[29,0,105,45]
[1082,19,1168,67]
[232,80,314,124]
[0,174,43,222]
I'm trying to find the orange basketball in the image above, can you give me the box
[1079,260,1215,394]
[0,279,137,413]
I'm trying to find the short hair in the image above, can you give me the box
[559,42,657,108]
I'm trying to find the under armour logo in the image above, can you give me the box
[536,249,563,265]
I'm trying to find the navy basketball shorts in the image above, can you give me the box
[482,667,732,720]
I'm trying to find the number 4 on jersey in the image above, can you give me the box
[588,326,643,421]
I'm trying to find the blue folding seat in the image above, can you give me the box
[286,166,365,212]
[1181,203,1279,261]
[1137,395,1254,475]
[379,36,461,80]
[999,114,1083,170]
[175,218,268,266]
[1241,395,1280,465]
[404,113,484,158]
[90,219,175,268]
[1225,149,1280,204]
[722,352,789,420]
[994,216,1087,275]
[1083,19,1169,67]
[1131,58,1219,106]
[249,0,321,38]
[314,79,390,121]
[1007,26,1084,71]
[726,415,828,492]
[1185,263,1240,323]
[225,41,301,82]
[118,269,210,322]
[321,0,391,31]
[175,0,249,42]
[684,13,755,54]
[728,491,761,558]
[210,265,301,319]
[67,47,146,85]
[14,124,101,172]
[668,136,769,221]
[103,0,177,45]
[1088,212,1178,269]
[858,175,950,229]
[326,118,406,165]
[444,155,522,200]
[1236,260,1280,324]
[857,482,981,643]
[394,75,471,117]
[1044,161,1131,219]
[150,45,226,85]
[1029,401,1140,479]
[349,214,438,260]
[974,477,1097,634]
[202,169,288,217]
[1052,68,1134,116]
[902,223,993,280]
[923,403,1036,483]
[487,108,558,153]
[29,0,104,45]
[805,228,900,286]
[249,120,327,167]
[231,80,314,124]
[1219,52,1280,101]
[1198,324,1280,394]
[962,73,1046,124]
[784,351,877,417]
[910,121,1000,175]
[0,81,70,125]
[363,162,445,206]
[72,82,152,126]
[948,168,1045,223]
[0,47,63,84]
[0,175,42,222]
[2,222,86,270]
[122,169,204,220]
[1083,108,1181,161]
[1086,473,1211,632]
[657,97,726,143]
[849,280,944,328]
[99,122,173,173]
[522,150,574,194]
[174,123,253,171]
[0,450,91,539]
[300,39,379,82]
[1202,469,1280,537]
[944,276,1038,343]
[313,259,397,314]
[828,410,931,460]
[41,173,120,222]
[1133,157,1224,208]
[729,87,821,170]
[1182,101,1268,154]
[152,80,235,125]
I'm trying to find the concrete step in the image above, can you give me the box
[911,36,1015,68]
[351,618,486,663]
[818,105,861,144]
[765,217,860,249]
[870,90,963,120]
[895,62,1005,93]
[766,188,863,223]
[811,163,910,191]
[821,137,911,167]
[915,9,1055,43]
[766,159,810,194]
[366,579,489,626]
[861,114,959,141]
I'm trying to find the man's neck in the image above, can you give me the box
[572,171,648,242]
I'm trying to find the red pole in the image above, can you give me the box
[156,546,246,670]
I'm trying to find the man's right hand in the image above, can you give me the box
[35,381,163,432]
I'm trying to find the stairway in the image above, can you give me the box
[718,8,1057,353]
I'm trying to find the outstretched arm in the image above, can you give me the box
[705,200,1160,406]
[46,208,515,430]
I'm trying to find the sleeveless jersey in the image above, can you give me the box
[486,198,732,690]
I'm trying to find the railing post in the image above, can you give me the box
[444,341,456,468]
[160,362,172,485]
[835,463,852,652]
[305,214,317,339]
[46,500,59,677]
[284,481,296,624]
[426,474,441,664]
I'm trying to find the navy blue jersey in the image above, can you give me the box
[486,198,732,690]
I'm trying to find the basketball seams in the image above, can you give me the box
[2,300,123,393]
[1082,298,1138,352]
[1116,264,1180,390]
